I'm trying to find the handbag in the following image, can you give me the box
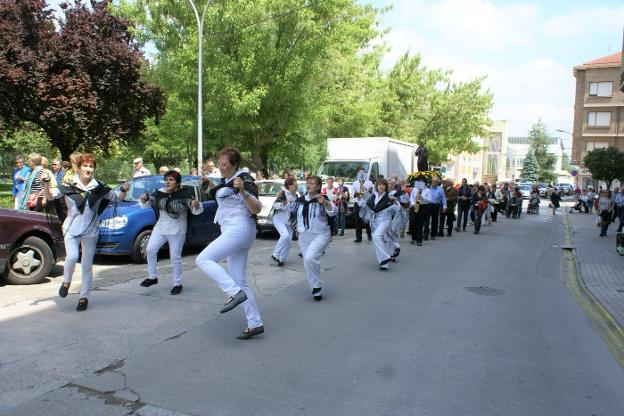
[26,190,46,209]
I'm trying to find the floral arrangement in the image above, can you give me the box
[407,170,442,185]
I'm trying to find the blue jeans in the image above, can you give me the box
[337,210,346,231]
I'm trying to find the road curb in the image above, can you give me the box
[562,211,624,367]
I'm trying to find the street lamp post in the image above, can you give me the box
[185,0,213,173]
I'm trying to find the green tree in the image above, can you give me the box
[0,0,166,159]
[119,0,381,169]
[583,147,624,189]
[377,53,493,164]
[527,120,556,182]
[520,150,539,183]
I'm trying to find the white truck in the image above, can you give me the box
[316,137,418,184]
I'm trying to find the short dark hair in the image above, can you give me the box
[307,175,322,191]
[284,177,297,188]
[376,178,388,191]
[217,147,242,169]
[164,170,182,184]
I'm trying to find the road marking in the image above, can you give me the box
[562,212,624,368]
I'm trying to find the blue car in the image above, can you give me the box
[96,175,220,263]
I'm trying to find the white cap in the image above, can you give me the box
[133,157,143,164]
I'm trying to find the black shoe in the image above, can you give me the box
[339,231,344,236]
[354,239,362,243]
[312,287,322,301]
[170,285,183,295]
[390,256,396,262]
[367,235,372,241]
[447,232,452,237]
[438,233,444,238]
[140,278,158,287]
[424,235,429,241]
[416,242,422,246]
[278,261,284,267]
[455,227,460,232]
[393,247,400,258]
[59,282,70,298]
[76,298,88,312]
[410,241,415,245]
[298,253,303,257]
[379,258,390,270]
[474,231,480,234]
[220,290,247,313]
[271,255,280,264]
[236,325,264,340]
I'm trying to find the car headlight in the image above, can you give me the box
[99,215,128,230]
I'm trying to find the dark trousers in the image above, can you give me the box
[439,207,454,236]
[491,204,498,222]
[410,206,426,243]
[353,203,371,241]
[457,204,470,230]
[424,204,440,238]
[617,207,624,232]
[472,210,483,233]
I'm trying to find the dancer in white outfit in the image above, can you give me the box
[138,170,203,294]
[290,176,336,301]
[43,153,128,311]
[271,176,299,266]
[357,178,399,270]
[387,180,409,260]
[195,148,264,339]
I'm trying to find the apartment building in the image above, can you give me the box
[505,136,567,182]
[572,51,624,189]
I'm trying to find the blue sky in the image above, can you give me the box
[47,0,624,144]
[363,0,624,144]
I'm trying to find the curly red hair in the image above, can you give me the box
[78,153,97,169]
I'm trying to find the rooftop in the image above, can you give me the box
[575,51,622,70]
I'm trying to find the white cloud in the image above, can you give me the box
[423,0,539,53]
[544,6,624,40]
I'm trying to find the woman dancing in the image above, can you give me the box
[271,176,299,266]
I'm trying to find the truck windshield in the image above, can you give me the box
[317,161,366,182]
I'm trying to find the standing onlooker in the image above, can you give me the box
[17,153,46,211]
[190,167,198,176]
[132,157,151,178]
[456,178,472,232]
[598,191,614,237]
[612,187,621,224]
[439,179,457,237]
[63,152,82,184]
[202,158,220,177]
[12,156,31,209]
[51,159,66,184]
[586,188,595,213]
[351,168,373,242]
[158,166,169,174]
[550,188,561,215]
[614,188,624,232]
[335,177,350,236]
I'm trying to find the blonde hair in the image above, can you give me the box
[41,156,48,168]
[28,153,42,166]
[69,152,82,173]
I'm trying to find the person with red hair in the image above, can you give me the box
[43,153,129,312]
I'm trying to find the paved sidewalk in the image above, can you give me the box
[564,204,624,327]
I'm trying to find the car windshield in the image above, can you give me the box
[257,182,284,196]
[317,161,366,183]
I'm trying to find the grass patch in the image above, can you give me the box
[0,195,13,208]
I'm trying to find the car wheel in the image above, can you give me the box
[5,236,54,285]
[130,229,151,264]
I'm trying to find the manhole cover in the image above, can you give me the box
[464,286,505,296]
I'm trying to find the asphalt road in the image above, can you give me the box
[1,202,623,416]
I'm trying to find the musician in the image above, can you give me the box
[196,147,264,340]
[271,177,299,266]
[138,170,204,295]
[350,168,373,242]
[288,175,336,301]
[43,153,128,312]
[357,178,399,270]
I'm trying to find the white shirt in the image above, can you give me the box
[292,194,337,234]
[272,190,298,223]
[132,167,151,178]
[213,170,260,226]
[138,188,203,235]
[52,177,118,238]
[350,180,373,196]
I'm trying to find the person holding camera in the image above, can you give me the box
[138,170,203,295]
[43,153,128,312]
[271,177,299,267]
[288,175,336,301]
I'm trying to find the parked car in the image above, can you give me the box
[558,183,573,196]
[518,184,532,199]
[0,209,66,284]
[256,180,307,233]
[96,175,220,263]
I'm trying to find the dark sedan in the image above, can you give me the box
[0,209,66,285]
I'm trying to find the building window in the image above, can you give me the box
[488,133,501,152]
[588,81,613,97]
[587,111,611,127]
[586,142,609,152]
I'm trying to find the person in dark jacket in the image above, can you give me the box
[550,188,561,215]
[439,179,458,236]
[471,186,487,234]
[456,178,472,232]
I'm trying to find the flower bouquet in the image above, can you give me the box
[407,170,442,185]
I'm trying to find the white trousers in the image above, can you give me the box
[64,235,97,299]
[299,231,331,293]
[272,218,293,262]
[371,219,394,263]
[195,220,262,328]
[146,230,186,286]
